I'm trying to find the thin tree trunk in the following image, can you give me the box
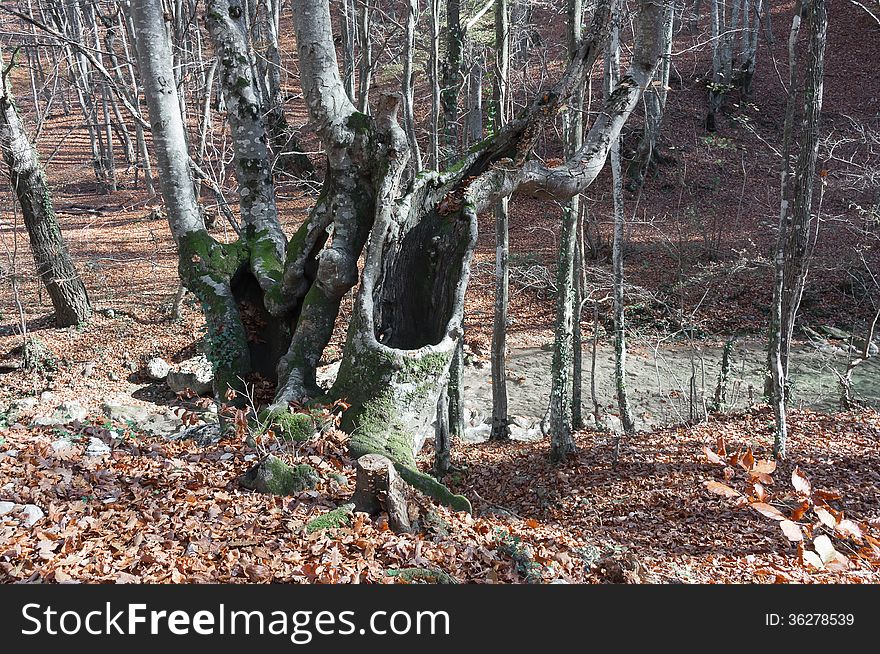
[567,0,585,431]
[356,0,372,114]
[606,17,635,463]
[0,49,91,327]
[631,1,673,183]
[428,0,441,168]
[769,0,827,458]
[402,0,422,171]
[441,0,464,162]
[489,0,510,441]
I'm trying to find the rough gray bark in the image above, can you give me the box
[606,19,636,453]
[428,0,442,168]
[707,0,736,131]
[489,0,511,442]
[739,0,763,94]
[567,0,586,431]
[402,0,422,171]
[206,0,286,301]
[441,0,464,162]
[356,0,373,114]
[130,0,249,396]
[768,0,827,458]
[0,47,91,327]
[465,50,484,147]
[548,0,587,459]
[631,1,673,182]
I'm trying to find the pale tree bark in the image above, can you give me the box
[356,0,373,114]
[489,0,511,442]
[739,0,763,95]
[769,0,827,458]
[402,0,422,171]
[567,0,586,431]
[253,0,314,177]
[340,0,357,102]
[119,2,155,194]
[0,47,91,327]
[435,0,468,457]
[605,10,635,464]
[465,49,484,147]
[130,0,250,396]
[707,0,734,131]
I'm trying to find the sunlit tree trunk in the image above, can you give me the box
[490,0,511,441]
[769,0,827,458]
[0,46,91,327]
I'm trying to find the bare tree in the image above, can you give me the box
[490,0,511,442]
[606,7,635,465]
[0,45,91,327]
[768,0,828,458]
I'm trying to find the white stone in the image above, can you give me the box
[20,504,44,527]
[51,439,74,455]
[85,437,111,456]
[146,357,170,381]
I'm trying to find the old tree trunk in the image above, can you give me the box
[1,46,91,328]
[130,0,665,509]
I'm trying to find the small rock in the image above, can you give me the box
[463,422,491,443]
[102,402,183,437]
[124,359,138,373]
[239,456,319,496]
[100,308,116,319]
[0,501,16,516]
[821,325,851,341]
[85,437,111,456]
[103,402,149,423]
[5,397,38,423]
[82,361,96,377]
[32,401,88,426]
[146,357,171,381]
[108,372,119,381]
[20,504,44,527]
[175,423,221,446]
[166,355,214,395]
[39,391,55,403]
[51,439,75,455]
[509,416,542,442]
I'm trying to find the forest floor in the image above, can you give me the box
[1,405,878,583]
[1,2,879,583]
